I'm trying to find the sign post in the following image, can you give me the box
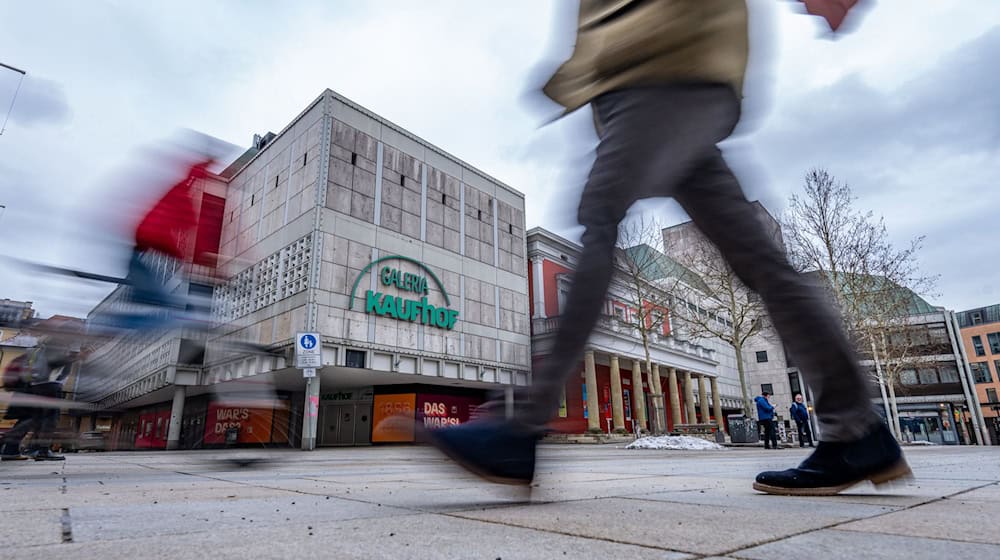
[295,332,321,369]
[296,333,321,450]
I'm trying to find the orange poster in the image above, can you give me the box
[371,393,416,443]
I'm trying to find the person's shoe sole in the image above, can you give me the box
[752,459,914,496]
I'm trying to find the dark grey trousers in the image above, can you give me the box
[524,84,880,442]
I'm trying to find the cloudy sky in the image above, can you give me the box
[1,0,998,319]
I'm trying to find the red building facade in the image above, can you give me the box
[527,228,744,435]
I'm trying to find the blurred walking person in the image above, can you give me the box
[425,0,912,496]
[1,318,83,461]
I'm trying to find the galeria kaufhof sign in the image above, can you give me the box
[348,255,459,330]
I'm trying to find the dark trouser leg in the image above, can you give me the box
[762,420,774,448]
[802,421,814,446]
[1,417,35,448]
[672,155,881,442]
[523,85,741,427]
[27,409,59,451]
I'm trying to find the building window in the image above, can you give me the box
[613,305,628,323]
[400,176,406,188]
[987,388,999,404]
[477,210,482,220]
[973,336,986,356]
[755,351,768,363]
[988,333,1000,354]
[972,311,984,325]
[788,372,802,396]
[761,383,773,395]
[345,349,366,369]
[351,153,358,166]
[938,365,960,383]
[441,193,447,204]
[303,153,307,167]
[928,325,949,345]
[918,368,939,385]
[971,362,993,383]
[509,224,513,234]
[900,369,918,385]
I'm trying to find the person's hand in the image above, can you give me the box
[800,0,860,31]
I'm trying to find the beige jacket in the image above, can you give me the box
[543,0,749,113]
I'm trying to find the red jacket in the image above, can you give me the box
[134,161,211,261]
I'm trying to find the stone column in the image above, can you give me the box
[711,376,726,434]
[683,370,696,424]
[301,376,321,450]
[668,367,682,430]
[650,363,665,434]
[609,355,626,432]
[166,385,186,450]
[698,374,711,424]
[584,350,600,432]
[632,359,648,431]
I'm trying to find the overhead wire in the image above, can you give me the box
[1,61,27,136]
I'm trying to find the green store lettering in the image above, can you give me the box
[364,266,459,330]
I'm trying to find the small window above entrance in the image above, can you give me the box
[345,349,366,369]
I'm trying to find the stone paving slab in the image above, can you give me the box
[733,528,1000,559]
[24,513,692,560]
[453,497,850,556]
[0,508,65,547]
[837,483,1000,545]
[1,445,997,558]
[68,494,414,542]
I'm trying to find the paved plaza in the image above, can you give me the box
[1,444,998,559]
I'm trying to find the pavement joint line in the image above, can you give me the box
[59,507,72,543]
[712,479,1000,558]
[95,460,494,517]
[436,510,695,556]
[832,526,1000,548]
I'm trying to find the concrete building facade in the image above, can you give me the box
[80,90,530,450]
[956,304,1000,444]
[861,307,989,446]
[660,204,811,441]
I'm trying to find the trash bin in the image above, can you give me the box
[727,415,759,444]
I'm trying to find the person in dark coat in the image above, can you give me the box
[791,393,815,447]
[755,391,778,449]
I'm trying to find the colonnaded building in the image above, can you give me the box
[79,90,531,449]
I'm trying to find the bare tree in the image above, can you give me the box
[614,217,679,433]
[783,169,936,439]
[665,231,767,417]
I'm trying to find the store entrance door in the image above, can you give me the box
[320,404,362,446]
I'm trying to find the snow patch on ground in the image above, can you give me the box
[625,435,726,451]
